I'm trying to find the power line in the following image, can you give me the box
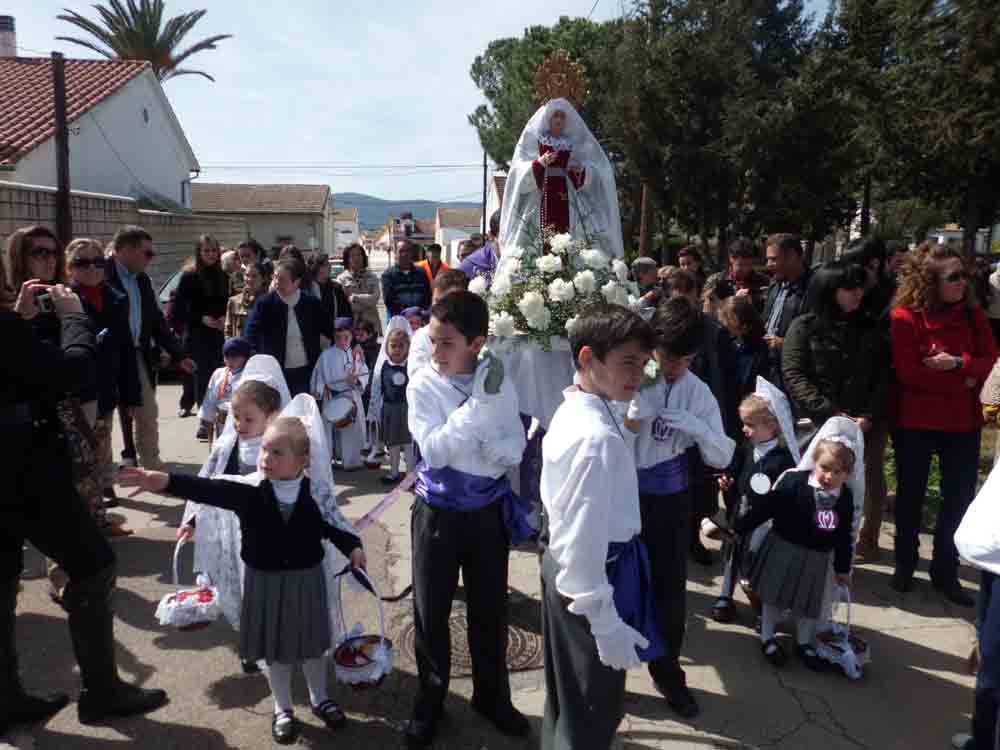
[588,0,601,18]
[201,162,481,170]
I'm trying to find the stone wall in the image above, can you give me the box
[0,181,248,287]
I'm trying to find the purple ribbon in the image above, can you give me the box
[416,464,537,546]
[606,537,666,662]
[637,452,689,495]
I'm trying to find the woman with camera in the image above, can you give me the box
[0,238,167,734]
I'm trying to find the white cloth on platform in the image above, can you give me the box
[492,337,576,431]
[408,359,526,475]
[627,370,735,471]
[312,345,367,469]
[541,387,640,634]
[957,460,1000,575]
[499,98,623,259]
[407,325,433,379]
[182,355,291,628]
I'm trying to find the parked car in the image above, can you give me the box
[158,269,185,377]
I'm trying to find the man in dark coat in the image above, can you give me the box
[245,258,336,396]
[381,240,432,318]
[762,233,813,386]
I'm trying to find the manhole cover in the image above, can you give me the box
[395,605,544,677]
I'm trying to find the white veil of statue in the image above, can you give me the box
[499,97,623,259]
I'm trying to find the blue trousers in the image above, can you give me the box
[974,571,1000,749]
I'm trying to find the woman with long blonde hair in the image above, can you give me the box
[890,242,998,605]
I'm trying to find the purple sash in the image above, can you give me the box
[606,537,666,662]
[416,464,537,546]
[637,452,689,495]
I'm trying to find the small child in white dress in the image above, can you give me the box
[312,317,368,470]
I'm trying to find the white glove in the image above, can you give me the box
[481,432,525,467]
[657,408,708,439]
[593,619,648,671]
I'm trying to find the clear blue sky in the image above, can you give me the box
[12,0,828,201]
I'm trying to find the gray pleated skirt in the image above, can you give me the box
[239,564,331,664]
[749,530,831,620]
[381,401,411,448]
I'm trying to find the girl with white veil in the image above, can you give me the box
[367,315,414,483]
[499,97,623,258]
[179,354,291,663]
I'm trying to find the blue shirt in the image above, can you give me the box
[115,258,142,346]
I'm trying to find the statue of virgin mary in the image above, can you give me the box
[498,97,624,258]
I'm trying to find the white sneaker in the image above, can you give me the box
[952,732,974,749]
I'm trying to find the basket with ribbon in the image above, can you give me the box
[816,585,871,679]
[332,567,393,689]
[154,538,221,631]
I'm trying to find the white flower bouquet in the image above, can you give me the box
[480,228,639,351]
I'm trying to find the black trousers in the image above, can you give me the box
[1,424,114,584]
[180,327,224,410]
[283,366,312,399]
[639,489,691,687]
[410,499,511,723]
[541,551,625,750]
[892,428,981,583]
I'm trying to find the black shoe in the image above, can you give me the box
[932,578,975,607]
[470,698,531,737]
[762,638,786,667]
[662,683,700,719]
[403,718,438,748]
[312,699,347,730]
[101,487,119,509]
[272,710,297,744]
[178,408,193,418]
[0,690,70,734]
[78,681,168,724]
[195,424,211,442]
[712,596,737,623]
[690,539,713,566]
[890,571,914,593]
[240,658,260,674]
[796,643,826,672]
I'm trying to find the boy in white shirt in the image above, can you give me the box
[404,291,531,748]
[625,298,734,717]
[540,304,662,750]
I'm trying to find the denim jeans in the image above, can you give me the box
[974,571,1000,749]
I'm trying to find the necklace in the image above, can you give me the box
[600,396,627,443]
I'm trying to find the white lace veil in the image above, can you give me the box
[754,376,801,464]
[368,316,412,425]
[499,97,623,258]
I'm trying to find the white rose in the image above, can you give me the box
[535,254,564,274]
[491,272,512,297]
[468,276,488,297]
[526,307,552,331]
[518,291,546,321]
[565,316,580,334]
[612,259,630,283]
[581,248,611,270]
[505,246,525,259]
[491,311,516,338]
[549,233,573,255]
[548,278,576,303]
[573,270,597,295]
[602,280,629,306]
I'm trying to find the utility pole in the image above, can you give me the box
[52,52,72,245]
[481,150,488,235]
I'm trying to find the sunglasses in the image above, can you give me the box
[29,247,60,259]
[71,257,107,270]
[942,271,968,283]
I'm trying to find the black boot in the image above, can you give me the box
[63,564,168,724]
[0,578,69,734]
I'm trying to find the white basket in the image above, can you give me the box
[154,539,222,630]
[816,585,871,680]
[332,568,394,689]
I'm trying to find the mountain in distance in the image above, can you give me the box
[335,192,480,231]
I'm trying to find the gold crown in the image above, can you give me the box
[534,50,588,107]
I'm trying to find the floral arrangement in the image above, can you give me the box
[471,228,639,350]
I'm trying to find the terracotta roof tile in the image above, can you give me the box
[0,57,150,166]
[192,183,331,214]
[493,174,507,197]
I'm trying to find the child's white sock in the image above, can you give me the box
[264,661,293,714]
[302,656,329,707]
[796,617,817,646]
[403,444,415,473]
[388,445,401,476]
[760,604,780,642]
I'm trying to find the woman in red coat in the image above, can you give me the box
[890,243,998,605]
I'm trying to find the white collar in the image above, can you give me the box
[807,473,842,497]
[271,475,304,504]
[753,437,779,461]
[278,290,300,307]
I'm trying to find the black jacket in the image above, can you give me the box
[244,290,335,372]
[730,441,795,508]
[381,265,431,318]
[105,258,186,383]
[732,337,771,403]
[691,313,740,437]
[172,267,230,339]
[312,280,353,323]
[735,469,854,574]
[781,311,888,423]
[74,283,142,416]
[166,474,361,572]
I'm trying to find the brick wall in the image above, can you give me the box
[0,182,248,287]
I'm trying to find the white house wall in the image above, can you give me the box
[14,71,195,206]
[207,213,326,255]
[334,219,360,253]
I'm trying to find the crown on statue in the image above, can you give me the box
[534,50,588,107]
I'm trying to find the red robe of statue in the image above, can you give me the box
[531,142,586,235]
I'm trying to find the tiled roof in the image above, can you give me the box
[493,174,507,198]
[192,183,331,214]
[437,206,483,229]
[0,57,150,165]
[333,207,358,222]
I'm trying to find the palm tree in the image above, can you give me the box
[56,0,232,82]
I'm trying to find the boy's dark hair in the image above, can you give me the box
[569,303,655,369]
[720,294,765,343]
[489,210,501,238]
[843,235,887,274]
[430,290,489,342]
[238,239,265,259]
[767,233,803,256]
[276,258,306,282]
[728,238,756,260]
[651,297,704,357]
[355,318,376,335]
[427,243,443,255]
[233,379,282,415]
[113,225,152,252]
[668,269,699,296]
[433,268,469,294]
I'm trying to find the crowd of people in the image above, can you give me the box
[3,218,1000,750]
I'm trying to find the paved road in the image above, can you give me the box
[5,383,981,749]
